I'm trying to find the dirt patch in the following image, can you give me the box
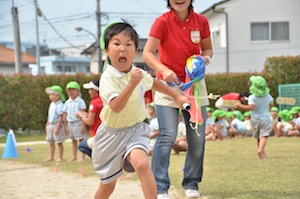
[0,160,181,199]
[0,160,144,199]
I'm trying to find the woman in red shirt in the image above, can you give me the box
[143,0,213,198]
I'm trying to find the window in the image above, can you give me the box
[251,23,269,41]
[271,22,289,41]
[56,65,62,72]
[65,66,75,72]
[85,66,90,73]
[251,22,289,42]
[40,66,45,74]
[212,30,221,47]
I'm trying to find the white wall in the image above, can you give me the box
[206,0,300,73]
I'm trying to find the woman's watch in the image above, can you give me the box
[203,55,211,65]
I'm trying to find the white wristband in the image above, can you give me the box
[203,55,211,65]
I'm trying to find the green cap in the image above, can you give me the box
[270,107,279,112]
[206,107,212,112]
[212,109,226,122]
[100,21,121,51]
[249,76,270,96]
[226,111,234,119]
[289,106,300,115]
[66,81,80,90]
[233,110,244,121]
[179,109,182,116]
[243,111,251,117]
[148,102,155,108]
[45,85,65,102]
[279,109,292,122]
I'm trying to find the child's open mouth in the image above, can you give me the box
[119,57,127,63]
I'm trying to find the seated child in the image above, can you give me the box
[277,109,298,137]
[147,102,159,156]
[243,111,253,136]
[270,107,280,136]
[206,109,228,141]
[173,110,187,154]
[227,111,250,138]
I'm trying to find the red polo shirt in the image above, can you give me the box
[149,9,210,82]
[89,96,103,136]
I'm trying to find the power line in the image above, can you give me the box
[38,8,79,48]
[50,0,86,47]
[133,0,157,13]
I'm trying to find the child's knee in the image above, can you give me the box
[132,158,150,172]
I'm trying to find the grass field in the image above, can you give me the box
[1,135,299,199]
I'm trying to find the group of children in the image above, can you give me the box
[45,80,102,162]
[271,106,300,137]
[204,105,300,142]
[205,108,252,141]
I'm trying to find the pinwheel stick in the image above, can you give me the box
[192,93,220,100]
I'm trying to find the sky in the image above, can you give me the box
[0,0,222,50]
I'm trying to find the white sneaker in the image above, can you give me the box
[185,189,200,198]
[157,193,170,199]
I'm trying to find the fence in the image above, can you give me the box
[277,83,300,110]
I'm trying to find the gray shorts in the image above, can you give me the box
[68,121,86,140]
[92,122,150,184]
[251,118,272,139]
[46,123,65,144]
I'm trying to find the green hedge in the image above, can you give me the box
[0,56,299,132]
[0,73,99,132]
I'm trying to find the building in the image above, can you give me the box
[0,41,50,57]
[203,0,300,73]
[29,55,90,75]
[0,42,91,75]
[0,45,36,74]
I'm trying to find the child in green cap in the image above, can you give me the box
[206,109,228,141]
[63,81,87,162]
[234,75,273,160]
[92,21,189,199]
[173,109,187,155]
[291,106,300,135]
[147,102,159,156]
[243,111,253,136]
[45,85,66,162]
[277,109,299,137]
[270,106,280,136]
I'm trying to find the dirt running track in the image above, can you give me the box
[0,160,181,199]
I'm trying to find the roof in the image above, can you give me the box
[201,0,231,14]
[0,45,36,63]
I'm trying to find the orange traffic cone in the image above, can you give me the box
[2,132,18,158]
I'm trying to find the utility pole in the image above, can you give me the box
[96,0,102,73]
[34,0,41,74]
[11,0,23,73]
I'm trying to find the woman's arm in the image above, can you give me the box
[201,37,213,65]
[152,79,189,110]
[143,36,179,84]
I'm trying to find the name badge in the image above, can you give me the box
[190,30,200,44]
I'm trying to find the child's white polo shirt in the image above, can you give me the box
[100,64,154,128]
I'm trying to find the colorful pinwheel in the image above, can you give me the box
[180,55,206,128]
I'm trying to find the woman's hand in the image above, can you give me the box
[161,67,179,85]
